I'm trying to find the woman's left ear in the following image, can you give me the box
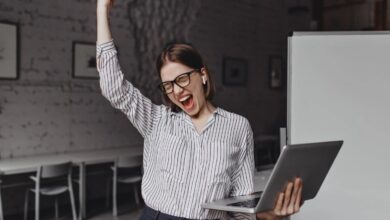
[200,68,207,84]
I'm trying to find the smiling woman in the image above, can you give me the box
[156,43,215,115]
[96,0,302,219]
[157,68,200,111]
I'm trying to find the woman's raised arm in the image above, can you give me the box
[97,0,113,44]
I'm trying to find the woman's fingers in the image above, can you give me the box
[287,178,300,214]
[274,192,284,216]
[272,178,303,218]
[294,180,303,212]
[281,181,293,215]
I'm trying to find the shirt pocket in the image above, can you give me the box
[202,141,239,180]
[157,132,190,184]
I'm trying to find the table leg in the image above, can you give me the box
[0,179,3,220]
[79,163,86,220]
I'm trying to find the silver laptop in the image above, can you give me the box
[201,140,343,213]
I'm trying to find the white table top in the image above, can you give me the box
[0,146,272,191]
[254,169,272,192]
[0,147,143,175]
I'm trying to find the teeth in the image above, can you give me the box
[179,95,191,102]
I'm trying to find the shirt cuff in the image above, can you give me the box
[96,39,115,58]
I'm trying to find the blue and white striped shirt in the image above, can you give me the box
[97,40,255,220]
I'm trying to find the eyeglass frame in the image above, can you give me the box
[158,69,201,94]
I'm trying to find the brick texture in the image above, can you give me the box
[0,0,294,158]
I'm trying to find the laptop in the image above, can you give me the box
[201,140,343,213]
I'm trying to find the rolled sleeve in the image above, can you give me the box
[96,39,115,58]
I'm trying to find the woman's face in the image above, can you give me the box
[160,61,208,118]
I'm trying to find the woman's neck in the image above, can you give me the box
[190,102,216,133]
[193,101,215,119]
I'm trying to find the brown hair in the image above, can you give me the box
[156,42,215,111]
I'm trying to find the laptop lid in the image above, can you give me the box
[256,140,343,212]
[201,140,343,213]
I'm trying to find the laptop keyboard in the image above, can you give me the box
[227,197,260,208]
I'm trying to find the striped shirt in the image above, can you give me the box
[97,40,256,220]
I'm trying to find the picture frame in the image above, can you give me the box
[269,56,283,89]
[0,21,19,80]
[72,41,98,79]
[222,57,248,86]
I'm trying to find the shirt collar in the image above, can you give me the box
[168,107,227,118]
[213,107,227,118]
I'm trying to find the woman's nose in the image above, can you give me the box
[173,83,183,94]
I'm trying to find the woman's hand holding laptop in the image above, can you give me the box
[256,177,303,220]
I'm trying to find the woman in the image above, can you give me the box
[96,0,302,219]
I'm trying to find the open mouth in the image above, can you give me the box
[179,95,194,110]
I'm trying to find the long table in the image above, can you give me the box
[0,148,272,219]
[0,147,143,220]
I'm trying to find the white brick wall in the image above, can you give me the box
[0,0,292,159]
[0,0,142,159]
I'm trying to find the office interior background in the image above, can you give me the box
[0,0,389,219]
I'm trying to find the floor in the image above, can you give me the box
[18,203,144,220]
[47,209,143,220]
[88,209,143,220]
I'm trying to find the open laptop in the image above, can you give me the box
[201,140,343,213]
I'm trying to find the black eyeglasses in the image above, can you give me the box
[158,69,200,94]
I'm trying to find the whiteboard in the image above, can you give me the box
[288,32,390,219]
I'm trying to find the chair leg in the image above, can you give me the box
[78,175,83,220]
[0,193,3,220]
[0,184,3,220]
[24,190,29,220]
[113,181,117,216]
[133,183,140,208]
[34,192,39,220]
[55,198,59,220]
[69,186,77,220]
[105,178,110,208]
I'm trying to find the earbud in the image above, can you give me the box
[202,76,207,85]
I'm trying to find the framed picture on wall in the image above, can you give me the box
[222,57,248,86]
[269,55,283,89]
[0,21,19,80]
[72,41,98,79]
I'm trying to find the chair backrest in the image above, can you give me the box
[116,155,142,169]
[39,161,72,179]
